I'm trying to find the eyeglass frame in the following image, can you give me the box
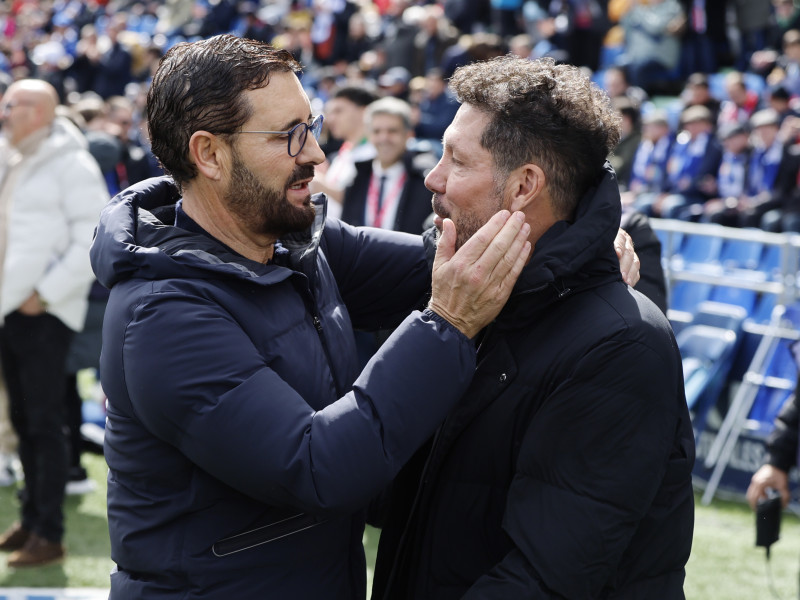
[221,114,324,157]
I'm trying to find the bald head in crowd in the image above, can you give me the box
[1,79,58,146]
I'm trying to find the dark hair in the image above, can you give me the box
[331,85,380,107]
[612,96,641,130]
[147,34,300,188]
[448,55,620,219]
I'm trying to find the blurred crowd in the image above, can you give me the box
[1,0,800,228]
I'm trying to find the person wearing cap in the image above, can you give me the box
[638,104,722,219]
[378,66,412,101]
[700,121,752,226]
[744,108,800,231]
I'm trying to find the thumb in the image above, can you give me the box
[433,218,456,270]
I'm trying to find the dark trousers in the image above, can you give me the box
[64,373,83,473]
[0,311,72,542]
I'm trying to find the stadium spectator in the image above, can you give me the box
[602,65,650,109]
[92,14,133,99]
[0,79,107,568]
[310,84,379,217]
[700,121,752,227]
[680,72,722,123]
[609,96,642,188]
[410,4,459,77]
[618,0,684,93]
[342,97,435,233]
[624,109,674,200]
[718,71,761,129]
[638,105,722,219]
[412,67,459,148]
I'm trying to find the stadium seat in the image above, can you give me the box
[708,286,758,314]
[671,231,724,272]
[692,301,747,331]
[718,237,763,271]
[669,280,714,314]
[677,324,739,412]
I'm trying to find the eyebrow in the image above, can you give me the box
[274,113,314,131]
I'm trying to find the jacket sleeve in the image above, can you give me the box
[765,388,799,473]
[621,211,668,315]
[464,338,689,599]
[37,150,108,305]
[120,290,475,515]
[321,218,432,330]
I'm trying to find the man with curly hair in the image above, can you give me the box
[372,56,695,600]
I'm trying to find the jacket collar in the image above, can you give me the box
[501,163,623,322]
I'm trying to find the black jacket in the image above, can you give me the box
[765,385,799,474]
[373,165,695,600]
[341,153,436,234]
[91,178,479,599]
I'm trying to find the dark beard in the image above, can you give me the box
[226,150,316,238]
[432,193,488,251]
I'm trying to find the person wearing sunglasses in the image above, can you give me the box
[90,34,535,599]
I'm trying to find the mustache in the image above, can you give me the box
[287,165,316,187]
[432,193,449,220]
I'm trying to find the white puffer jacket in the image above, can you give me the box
[0,117,108,331]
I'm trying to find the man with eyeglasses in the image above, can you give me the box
[91,36,640,599]
[0,79,107,567]
[89,34,536,599]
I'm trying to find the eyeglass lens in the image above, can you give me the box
[289,116,323,157]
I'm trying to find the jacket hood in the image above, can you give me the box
[508,162,622,308]
[90,176,325,289]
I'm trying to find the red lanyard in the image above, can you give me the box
[366,171,406,228]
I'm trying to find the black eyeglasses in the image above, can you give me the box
[226,114,324,157]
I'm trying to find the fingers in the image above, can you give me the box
[747,465,790,510]
[427,210,531,339]
[615,228,640,286]
[453,210,514,263]
[746,480,766,511]
[432,218,457,271]
[465,211,528,279]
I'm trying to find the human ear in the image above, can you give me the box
[508,163,546,213]
[188,131,227,181]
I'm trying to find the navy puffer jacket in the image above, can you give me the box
[90,177,477,599]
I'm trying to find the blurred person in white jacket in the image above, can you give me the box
[0,79,107,568]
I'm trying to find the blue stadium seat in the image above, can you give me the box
[759,244,784,279]
[678,324,739,412]
[693,301,748,331]
[671,232,724,271]
[669,281,714,314]
[655,229,684,260]
[708,286,758,314]
[718,237,763,271]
